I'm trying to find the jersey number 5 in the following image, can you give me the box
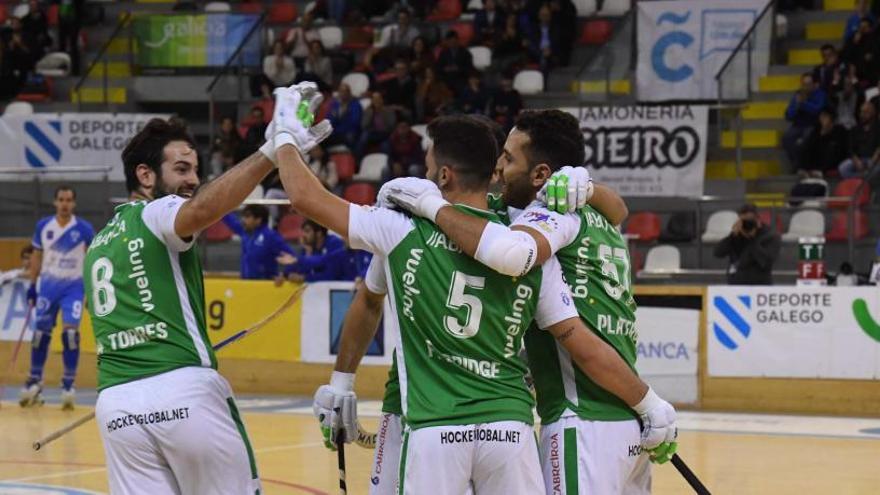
[90,257,117,316]
[444,271,485,339]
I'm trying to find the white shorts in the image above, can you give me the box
[539,416,650,495]
[95,366,261,495]
[399,420,543,495]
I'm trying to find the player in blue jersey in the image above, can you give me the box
[20,186,95,410]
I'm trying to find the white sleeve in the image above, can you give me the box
[347,204,415,256]
[142,195,197,252]
[534,256,578,329]
[511,202,581,255]
[364,256,387,295]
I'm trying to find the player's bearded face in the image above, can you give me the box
[155,141,200,199]
[499,130,537,209]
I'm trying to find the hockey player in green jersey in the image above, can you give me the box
[379,109,678,494]
[269,84,673,494]
[83,113,328,494]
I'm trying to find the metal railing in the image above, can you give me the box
[574,2,635,104]
[73,11,131,111]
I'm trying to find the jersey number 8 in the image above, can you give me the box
[90,257,117,316]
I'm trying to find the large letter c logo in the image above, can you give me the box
[652,31,694,82]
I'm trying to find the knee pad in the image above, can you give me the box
[62,327,80,351]
[31,330,50,350]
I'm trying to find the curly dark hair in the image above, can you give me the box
[122,118,196,193]
[513,109,585,172]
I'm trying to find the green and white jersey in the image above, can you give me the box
[512,202,638,423]
[84,196,217,391]
[348,203,576,430]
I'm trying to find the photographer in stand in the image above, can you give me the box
[713,204,782,285]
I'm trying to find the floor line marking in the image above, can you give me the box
[3,467,107,483]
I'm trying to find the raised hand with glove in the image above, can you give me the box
[260,82,333,163]
[376,177,449,221]
[537,165,594,214]
[312,371,358,451]
[633,387,678,464]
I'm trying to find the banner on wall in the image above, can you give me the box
[0,279,34,342]
[636,0,771,101]
[707,286,880,378]
[133,14,261,69]
[634,306,700,404]
[0,113,168,180]
[300,281,399,365]
[563,105,707,197]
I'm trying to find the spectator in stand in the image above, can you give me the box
[474,0,505,47]
[379,58,417,119]
[306,145,340,193]
[324,82,363,150]
[210,116,244,175]
[812,44,846,95]
[802,108,849,177]
[301,40,333,89]
[528,3,561,73]
[263,40,297,87]
[549,0,577,66]
[57,0,83,75]
[845,0,875,42]
[415,66,454,121]
[367,8,421,72]
[493,14,530,74]
[839,100,880,178]
[284,10,319,69]
[457,71,489,114]
[384,119,425,182]
[243,107,269,154]
[21,0,51,61]
[835,76,859,129]
[222,205,296,280]
[488,75,523,131]
[278,220,346,283]
[3,19,34,92]
[436,30,473,93]
[0,39,20,100]
[358,92,396,157]
[408,36,435,76]
[782,73,827,167]
[327,0,348,24]
[280,239,372,282]
[842,18,878,87]
[713,203,781,286]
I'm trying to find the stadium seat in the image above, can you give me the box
[573,0,598,16]
[826,210,869,241]
[279,213,305,241]
[342,72,370,97]
[580,19,613,45]
[205,1,231,12]
[12,3,28,19]
[0,6,7,26]
[469,46,492,70]
[781,210,825,242]
[467,0,484,10]
[449,23,475,46]
[701,210,738,242]
[2,101,34,116]
[341,26,374,50]
[658,211,696,243]
[268,2,297,23]
[625,212,661,243]
[359,97,371,110]
[47,4,58,26]
[427,0,462,21]
[598,0,630,16]
[353,153,388,182]
[829,178,870,208]
[643,245,681,272]
[304,1,316,15]
[344,183,378,205]
[239,2,262,13]
[246,184,264,202]
[758,210,784,233]
[319,26,343,50]
[35,52,71,77]
[513,70,544,95]
[333,153,356,182]
[204,221,234,243]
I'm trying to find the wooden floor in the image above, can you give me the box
[1,397,880,494]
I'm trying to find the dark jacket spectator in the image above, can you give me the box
[436,31,473,92]
[713,204,781,286]
[839,100,880,177]
[385,120,425,181]
[408,36,435,76]
[222,206,296,280]
[457,72,490,114]
[812,44,846,95]
[528,4,561,71]
[57,0,84,75]
[842,18,878,85]
[325,83,363,149]
[474,0,505,46]
[844,0,875,42]
[379,59,417,118]
[415,67,454,121]
[493,14,530,73]
[802,108,849,175]
[488,76,523,131]
[550,0,577,66]
[21,0,51,59]
[782,73,827,166]
[357,92,397,157]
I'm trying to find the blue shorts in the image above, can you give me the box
[35,283,84,332]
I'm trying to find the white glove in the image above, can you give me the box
[312,371,358,450]
[258,119,277,165]
[537,165,594,214]
[633,388,677,450]
[377,177,449,222]
[273,82,333,157]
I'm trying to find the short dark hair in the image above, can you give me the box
[469,114,506,159]
[122,118,196,193]
[514,109,585,172]
[242,204,269,225]
[738,203,758,215]
[20,245,34,257]
[428,115,498,191]
[54,185,75,199]
[302,218,327,235]
[820,43,835,52]
[445,30,458,39]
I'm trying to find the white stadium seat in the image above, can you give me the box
[701,210,738,243]
[469,46,492,70]
[643,245,681,272]
[467,0,484,10]
[359,97,372,110]
[3,101,34,117]
[341,72,370,97]
[35,52,71,77]
[12,3,29,19]
[598,0,630,16]
[513,70,544,95]
[573,0,597,17]
[782,210,825,242]
[353,153,388,182]
[318,26,343,50]
[205,2,231,12]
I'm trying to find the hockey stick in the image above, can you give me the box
[336,424,347,495]
[671,453,711,495]
[0,302,33,409]
[33,288,304,451]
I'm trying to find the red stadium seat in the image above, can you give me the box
[0,6,7,26]
[826,210,869,241]
[342,26,374,50]
[580,19,613,45]
[758,210,784,233]
[204,221,234,242]
[828,178,870,208]
[239,2,263,14]
[449,22,475,46]
[47,4,58,26]
[268,2,297,23]
[332,153,356,182]
[427,0,462,21]
[344,183,377,205]
[279,213,305,241]
[625,212,661,243]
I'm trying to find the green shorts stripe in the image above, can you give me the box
[226,397,259,481]
[398,429,411,495]
[564,427,579,494]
